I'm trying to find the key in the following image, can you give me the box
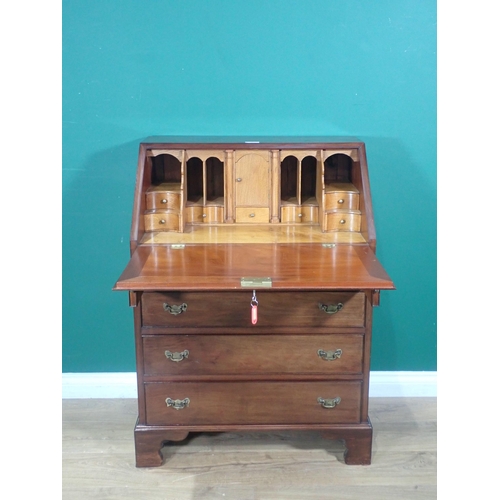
[251,304,258,325]
[251,290,258,325]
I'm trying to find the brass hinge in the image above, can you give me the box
[241,277,272,288]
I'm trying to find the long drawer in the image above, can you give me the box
[145,381,362,425]
[143,334,364,376]
[141,291,365,328]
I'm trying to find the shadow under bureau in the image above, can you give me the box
[113,138,395,467]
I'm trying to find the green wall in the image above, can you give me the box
[63,1,436,372]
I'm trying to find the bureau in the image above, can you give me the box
[113,138,394,467]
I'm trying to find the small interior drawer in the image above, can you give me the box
[235,207,270,223]
[324,212,361,232]
[323,192,359,211]
[144,211,180,232]
[145,190,181,211]
[186,205,224,224]
[281,205,319,223]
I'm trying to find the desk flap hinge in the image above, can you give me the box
[170,244,185,249]
[241,277,272,288]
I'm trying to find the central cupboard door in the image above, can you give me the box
[234,151,271,207]
[234,151,271,223]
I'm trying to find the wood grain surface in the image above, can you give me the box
[114,244,395,291]
[141,291,365,328]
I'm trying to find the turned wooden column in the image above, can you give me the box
[270,150,280,223]
[225,150,235,223]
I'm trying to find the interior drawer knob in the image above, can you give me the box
[338,199,344,204]
[161,199,168,204]
[318,302,344,314]
[165,398,190,410]
[317,397,341,409]
[317,348,342,361]
[165,350,189,362]
[163,302,187,315]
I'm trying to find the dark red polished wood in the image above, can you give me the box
[114,140,394,467]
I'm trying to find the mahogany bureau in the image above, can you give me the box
[113,138,394,467]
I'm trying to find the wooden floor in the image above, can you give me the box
[62,398,436,499]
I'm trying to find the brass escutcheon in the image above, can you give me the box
[163,303,187,315]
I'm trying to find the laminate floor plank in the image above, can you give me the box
[62,397,436,500]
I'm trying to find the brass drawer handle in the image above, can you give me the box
[338,199,344,204]
[317,397,341,409]
[339,219,346,224]
[165,350,189,362]
[159,219,166,224]
[318,349,342,361]
[163,302,187,315]
[249,213,255,218]
[165,397,190,410]
[236,177,242,182]
[318,302,344,314]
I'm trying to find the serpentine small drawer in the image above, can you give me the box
[143,211,181,232]
[141,291,366,328]
[144,381,362,426]
[145,189,181,211]
[142,334,364,376]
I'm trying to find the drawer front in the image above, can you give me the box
[235,207,270,223]
[323,192,359,211]
[186,205,224,224]
[146,191,181,211]
[143,334,364,376]
[281,206,319,223]
[144,212,180,232]
[202,206,224,223]
[145,381,362,425]
[185,205,203,223]
[324,212,361,232]
[142,291,365,328]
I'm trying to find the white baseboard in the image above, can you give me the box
[62,371,436,399]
